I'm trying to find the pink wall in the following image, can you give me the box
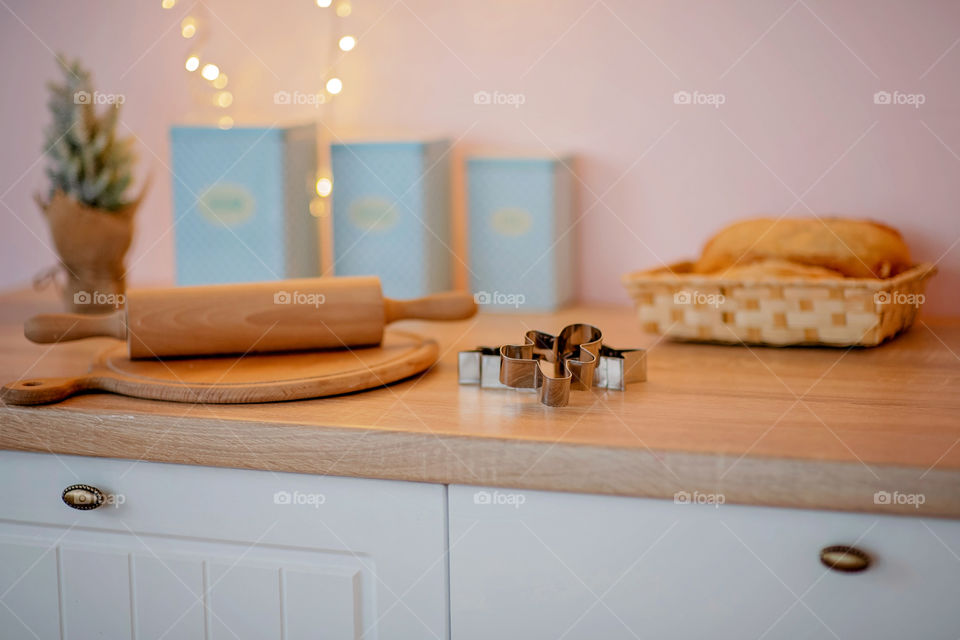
[2,0,958,313]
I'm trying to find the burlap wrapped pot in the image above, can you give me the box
[36,190,138,314]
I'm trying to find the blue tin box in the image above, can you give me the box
[467,155,574,311]
[330,139,451,298]
[170,124,318,285]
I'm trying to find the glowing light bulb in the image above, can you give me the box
[185,56,200,72]
[201,64,220,81]
[215,91,233,108]
[315,177,333,197]
[315,0,332,6]
[335,1,351,17]
[212,73,228,89]
[181,17,197,38]
[161,0,176,9]
[218,116,234,130]
[338,35,356,51]
[325,77,342,94]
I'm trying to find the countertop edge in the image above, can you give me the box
[2,405,957,519]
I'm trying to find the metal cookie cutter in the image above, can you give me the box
[458,323,646,407]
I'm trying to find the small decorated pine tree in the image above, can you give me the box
[44,56,136,211]
[38,55,143,313]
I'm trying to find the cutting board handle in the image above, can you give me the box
[24,312,126,344]
[1,377,91,405]
[383,291,477,323]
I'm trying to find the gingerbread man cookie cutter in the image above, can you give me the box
[457,323,646,407]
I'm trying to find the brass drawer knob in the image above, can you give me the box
[820,545,871,572]
[62,484,106,510]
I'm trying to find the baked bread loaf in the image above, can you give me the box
[717,258,844,280]
[693,217,911,278]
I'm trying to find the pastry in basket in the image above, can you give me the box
[693,217,912,279]
[621,216,935,347]
[717,258,844,280]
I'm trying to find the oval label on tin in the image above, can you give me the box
[199,184,255,227]
[349,197,399,232]
[490,208,532,237]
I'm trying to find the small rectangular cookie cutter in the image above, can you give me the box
[458,323,646,407]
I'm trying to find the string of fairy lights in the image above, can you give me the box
[160,0,354,217]
[160,0,355,137]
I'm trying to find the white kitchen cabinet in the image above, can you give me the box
[6,451,960,640]
[0,451,448,640]
[448,485,960,640]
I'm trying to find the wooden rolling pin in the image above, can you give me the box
[24,276,476,359]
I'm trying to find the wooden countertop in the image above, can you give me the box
[2,289,959,517]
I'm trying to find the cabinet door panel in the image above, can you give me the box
[449,485,960,640]
[0,541,61,640]
[284,568,361,640]
[1,450,448,640]
[208,563,281,640]
[61,546,133,639]
[134,555,206,640]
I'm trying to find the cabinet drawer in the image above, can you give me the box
[449,485,960,639]
[0,450,447,639]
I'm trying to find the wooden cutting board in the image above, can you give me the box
[1,329,438,405]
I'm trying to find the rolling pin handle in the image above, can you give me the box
[383,291,478,323]
[24,311,127,344]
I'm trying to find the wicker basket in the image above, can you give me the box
[621,262,936,347]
